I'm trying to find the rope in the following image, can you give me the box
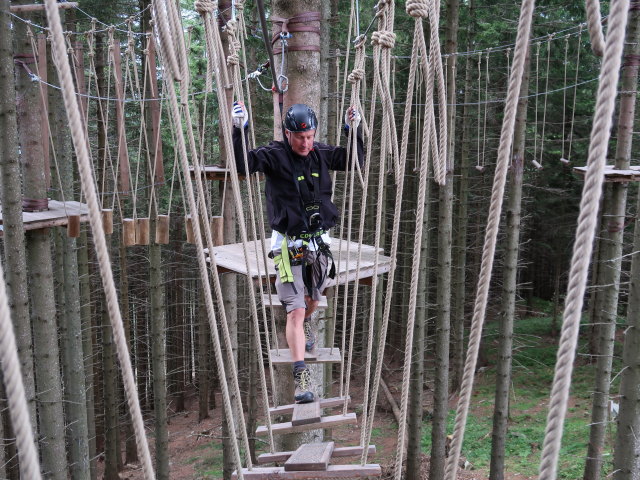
[0,244,41,479]
[152,2,250,475]
[444,0,535,476]
[538,0,629,478]
[391,2,439,475]
[586,0,606,56]
[43,0,156,478]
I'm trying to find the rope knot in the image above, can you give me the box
[406,0,429,17]
[348,68,365,83]
[227,53,240,66]
[226,18,238,36]
[194,0,216,15]
[371,30,395,49]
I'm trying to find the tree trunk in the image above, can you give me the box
[49,35,91,478]
[592,8,640,480]
[451,0,475,392]
[14,6,67,477]
[489,49,530,479]
[430,0,459,467]
[407,160,432,478]
[102,306,120,480]
[614,186,640,480]
[78,229,98,480]
[0,0,37,445]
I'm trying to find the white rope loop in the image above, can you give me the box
[44,0,156,478]
[444,0,535,477]
[538,0,629,478]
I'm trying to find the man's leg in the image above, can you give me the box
[286,307,306,362]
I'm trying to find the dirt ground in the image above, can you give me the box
[111,368,534,480]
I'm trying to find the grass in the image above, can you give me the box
[190,441,224,479]
[421,306,622,478]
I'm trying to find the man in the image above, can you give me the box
[232,102,363,404]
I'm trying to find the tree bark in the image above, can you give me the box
[0,0,37,444]
[49,32,91,477]
[585,8,639,479]
[78,229,98,480]
[451,0,475,392]
[489,49,530,479]
[429,7,458,472]
[406,169,431,478]
[14,6,67,477]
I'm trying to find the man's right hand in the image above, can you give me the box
[232,101,248,128]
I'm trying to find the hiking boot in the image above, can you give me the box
[304,319,316,352]
[293,367,314,404]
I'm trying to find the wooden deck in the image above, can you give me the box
[208,239,391,287]
[573,165,640,183]
[0,200,89,234]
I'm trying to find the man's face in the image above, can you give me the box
[286,129,316,157]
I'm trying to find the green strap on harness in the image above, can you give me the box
[274,236,294,283]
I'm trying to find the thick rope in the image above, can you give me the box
[538,1,629,478]
[444,0,535,477]
[341,36,370,416]
[0,272,41,478]
[43,1,156,478]
[586,0,606,56]
[152,2,249,475]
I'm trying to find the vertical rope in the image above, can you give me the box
[0,272,41,479]
[444,0,535,477]
[43,1,156,478]
[586,0,606,56]
[538,1,629,478]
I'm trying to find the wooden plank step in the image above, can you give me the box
[262,294,328,308]
[291,401,321,426]
[284,442,334,471]
[257,444,376,464]
[269,396,350,416]
[269,348,341,364]
[232,464,381,479]
[256,413,357,437]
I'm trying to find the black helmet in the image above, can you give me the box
[283,104,317,132]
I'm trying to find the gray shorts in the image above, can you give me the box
[275,251,328,313]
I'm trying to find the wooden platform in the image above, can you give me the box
[573,165,640,183]
[257,444,376,464]
[269,396,350,416]
[0,200,89,234]
[256,413,357,436]
[284,442,334,471]
[232,464,381,479]
[208,239,391,287]
[269,348,341,364]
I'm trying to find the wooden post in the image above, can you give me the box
[185,215,195,244]
[38,34,50,190]
[67,215,80,238]
[122,218,136,246]
[146,34,164,184]
[211,216,224,246]
[136,218,150,245]
[102,209,114,235]
[111,42,130,196]
[156,214,170,244]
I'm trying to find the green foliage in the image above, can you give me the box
[421,315,622,478]
[191,441,224,479]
